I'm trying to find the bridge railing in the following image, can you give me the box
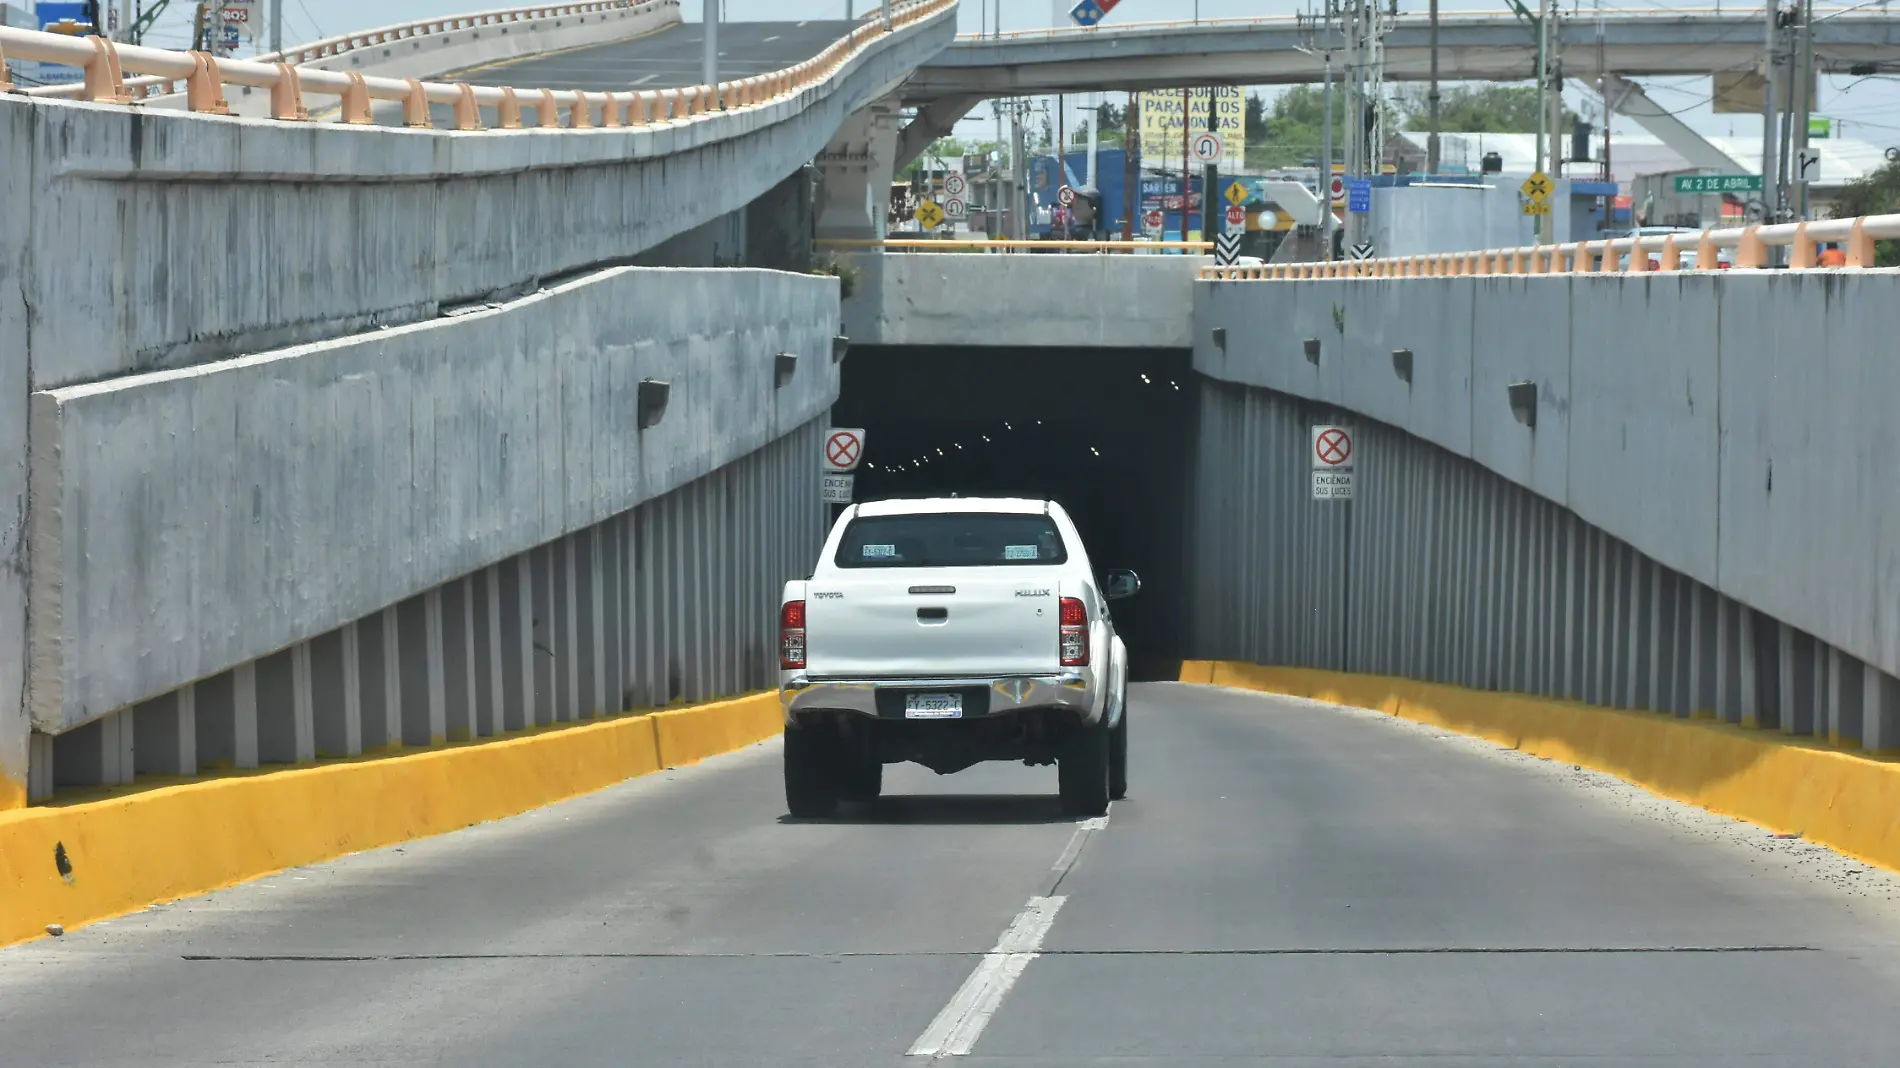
[819,238,1213,254]
[1200,214,1900,281]
[23,0,678,101]
[0,0,951,127]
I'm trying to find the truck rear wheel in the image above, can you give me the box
[1059,718,1111,817]
[838,753,883,804]
[1109,706,1128,801]
[784,725,840,818]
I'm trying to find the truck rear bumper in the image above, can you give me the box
[779,672,1094,727]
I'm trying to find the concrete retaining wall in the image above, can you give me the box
[842,252,1207,349]
[1194,270,1900,683]
[28,267,840,736]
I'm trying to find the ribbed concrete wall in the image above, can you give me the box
[1188,379,1900,754]
[41,419,828,798]
[28,267,839,739]
[1195,272,1900,684]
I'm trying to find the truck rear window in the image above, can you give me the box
[834,513,1069,569]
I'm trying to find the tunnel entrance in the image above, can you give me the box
[834,346,1195,681]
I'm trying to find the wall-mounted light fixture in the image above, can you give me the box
[1391,348,1414,384]
[1304,338,1321,365]
[1507,380,1538,428]
[638,379,671,430]
[832,335,850,363]
[1211,326,1227,351]
[774,352,798,389]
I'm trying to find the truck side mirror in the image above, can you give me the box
[1103,570,1142,601]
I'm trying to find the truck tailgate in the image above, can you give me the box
[805,569,1062,678]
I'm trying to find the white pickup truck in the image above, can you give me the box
[778,497,1140,818]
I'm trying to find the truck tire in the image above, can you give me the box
[1109,705,1129,801]
[1059,717,1111,817]
[838,754,883,804]
[784,725,840,818]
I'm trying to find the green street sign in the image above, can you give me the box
[1809,116,1832,139]
[1673,174,1763,194]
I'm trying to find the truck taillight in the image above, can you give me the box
[1059,596,1089,667]
[780,600,806,670]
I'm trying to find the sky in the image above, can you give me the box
[115,0,1900,153]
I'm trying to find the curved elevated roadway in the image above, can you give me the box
[7,684,1900,1064]
[458,18,857,92]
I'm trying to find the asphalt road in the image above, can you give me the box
[458,20,859,92]
[8,683,1900,1065]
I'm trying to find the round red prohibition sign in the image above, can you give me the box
[1315,428,1352,466]
[827,431,863,469]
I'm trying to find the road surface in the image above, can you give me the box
[7,683,1900,1065]
[458,20,859,92]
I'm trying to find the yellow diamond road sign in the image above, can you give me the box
[1520,171,1553,203]
[915,199,945,229]
[1521,199,1551,217]
[1224,182,1248,208]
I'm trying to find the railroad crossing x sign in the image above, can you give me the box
[1520,171,1553,203]
[915,198,946,229]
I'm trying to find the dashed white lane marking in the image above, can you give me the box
[630,73,657,85]
[909,808,1110,1058]
[907,896,1066,1057]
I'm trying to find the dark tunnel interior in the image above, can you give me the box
[832,346,1196,681]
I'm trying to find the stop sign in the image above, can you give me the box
[1143,209,1164,230]
[1226,204,1247,228]
[1329,175,1345,201]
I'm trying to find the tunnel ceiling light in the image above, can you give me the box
[1392,348,1414,385]
[637,379,671,431]
[774,352,798,389]
[1090,447,1100,456]
[1508,381,1538,429]
[1304,338,1322,365]
[936,448,944,456]
[1171,382,1180,391]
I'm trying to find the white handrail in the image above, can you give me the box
[957,5,1895,39]
[1197,214,1900,279]
[23,0,678,100]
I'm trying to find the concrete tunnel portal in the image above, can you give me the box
[833,346,1196,681]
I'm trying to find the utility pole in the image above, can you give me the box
[1535,0,1554,243]
[702,0,719,94]
[1012,101,1028,239]
[1201,87,1220,242]
[1761,0,1781,226]
[1124,90,1140,240]
[270,0,282,54]
[1427,0,1441,175]
[1086,93,1100,190]
[1180,87,1192,239]
[1795,0,1815,218]
[1547,5,1563,187]
[1322,53,1336,259]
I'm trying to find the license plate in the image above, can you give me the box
[905,692,963,719]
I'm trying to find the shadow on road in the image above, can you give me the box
[779,793,1075,826]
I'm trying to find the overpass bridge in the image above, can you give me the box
[5,5,1900,1062]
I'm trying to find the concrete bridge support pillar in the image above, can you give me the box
[816,102,902,242]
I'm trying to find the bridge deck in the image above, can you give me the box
[459,19,858,92]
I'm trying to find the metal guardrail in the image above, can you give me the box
[1199,215,1900,280]
[819,239,1214,253]
[24,0,678,101]
[0,0,951,127]
[956,5,1893,40]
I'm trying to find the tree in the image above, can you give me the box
[1244,86,1395,170]
[1826,160,1900,265]
[1393,84,1575,133]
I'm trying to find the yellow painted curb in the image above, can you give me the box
[1183,660,1900,875]
[0,692,782,949]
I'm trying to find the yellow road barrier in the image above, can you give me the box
[0,692,780,948]
[1183,661,1900,875]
